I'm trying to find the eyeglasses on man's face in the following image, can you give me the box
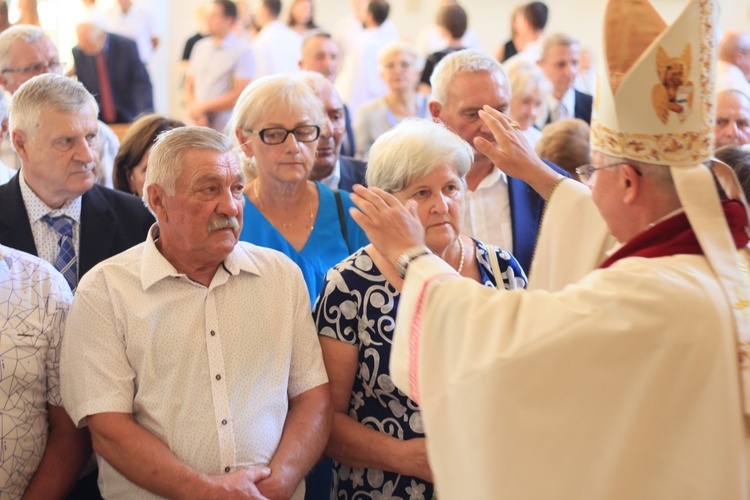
[245,125,321,145]
[575,162,642,185]
[1,60,63,76]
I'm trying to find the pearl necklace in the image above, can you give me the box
[456,237,465,274]
[254,180,314,231]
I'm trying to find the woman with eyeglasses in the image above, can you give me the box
[229,74,369,305]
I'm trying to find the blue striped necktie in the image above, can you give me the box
[42,214,78,292]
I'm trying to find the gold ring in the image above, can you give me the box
[510,120,521,130]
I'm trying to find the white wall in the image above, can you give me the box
[156,0,750,117]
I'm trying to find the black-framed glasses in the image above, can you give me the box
[575,162,642,185]
[245,125,320,145]
[1,60,63,76]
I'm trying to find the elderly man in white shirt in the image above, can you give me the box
[61,126,331,500]
[427,48,569,274]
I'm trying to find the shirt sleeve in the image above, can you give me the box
[313,262,361,346]
[45,271,72,408]
[491,246,528,290]
[61,269,138,427]
[287,264,328,399]
[235,43,257,81]
[528,180,615,292]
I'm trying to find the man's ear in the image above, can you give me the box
[621,163,642,205]
[12,129,29,162]
[428,101,442,120]
[146,184,169,222]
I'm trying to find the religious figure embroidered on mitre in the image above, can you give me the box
[652,44,694,124]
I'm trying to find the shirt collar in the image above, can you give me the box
[140,223,261,290]
[548,87,576,115]
[214,32,238,49]
[19,169,82,223]
[320,159,341,190]
[474,165,508,191]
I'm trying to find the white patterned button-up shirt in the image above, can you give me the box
[0,244,71,497]
[61,226,328,499]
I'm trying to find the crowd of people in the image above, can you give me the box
[0,0,749,499]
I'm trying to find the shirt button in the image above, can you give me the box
[210,330,216,336]
[216,374,221,381]
[222,419,227,425]
[224,466,230,473]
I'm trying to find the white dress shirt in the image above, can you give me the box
[189,33,256,131]
[106,2,159,64]
[252,20,302,77]
[320,159,341,190]
[0,159,16,185]
[538,86,576,128]
[19,170,82,271]
[61,228,328,499]
[462,166,513,251]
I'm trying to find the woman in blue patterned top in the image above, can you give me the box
[313,119,527,500]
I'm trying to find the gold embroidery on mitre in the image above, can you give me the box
[591,121,712,164]
[652,44,694,124]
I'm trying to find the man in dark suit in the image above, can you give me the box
[0,73,153,289]
[301,71,367,191]
[299,31,357,159]
[429,49,568,274]
[72,20,153,124]
[537,33,593,125]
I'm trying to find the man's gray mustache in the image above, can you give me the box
[208,216,240,232]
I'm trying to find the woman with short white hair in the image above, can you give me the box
[505,57,549,147]
[354,41,429,159]
[314,118,526,499]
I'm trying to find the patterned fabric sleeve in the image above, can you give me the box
[475,239,528,290]
[45,271,71,408]
[313,251,364,345]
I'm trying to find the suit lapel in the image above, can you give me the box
[0,174,38,255]
[507,177,543,273]
[79,185,116,277]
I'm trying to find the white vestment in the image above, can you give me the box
[390,183,750,499]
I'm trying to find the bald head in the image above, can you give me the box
[718,30,750,78]
[715,89,750,148]
[298,71,346,180]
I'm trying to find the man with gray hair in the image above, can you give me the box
[428,48,568,273]
[0,24,121,187]
[536,32,593,125]
[299,70,366,190]
[0,74,152,291]
[61,126,331,499]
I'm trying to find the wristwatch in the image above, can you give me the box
[396,246,432,279]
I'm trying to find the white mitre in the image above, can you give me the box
[593,0,750,417]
